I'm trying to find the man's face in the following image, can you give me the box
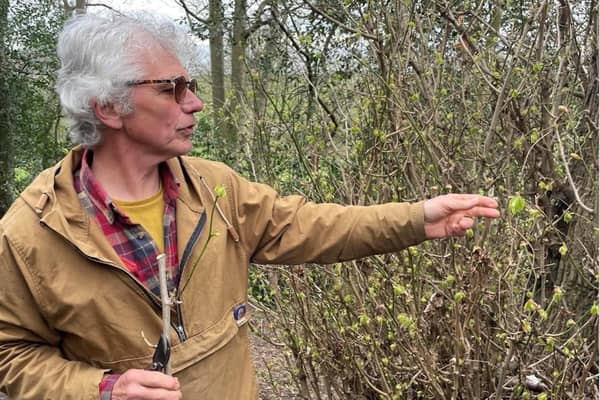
[118,46,204,161]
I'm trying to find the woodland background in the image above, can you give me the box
[0,0,598,399]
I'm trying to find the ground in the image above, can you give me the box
[250,306,302,399]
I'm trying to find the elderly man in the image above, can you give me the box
[0,12,499,400]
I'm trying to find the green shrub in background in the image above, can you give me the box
[227,0,598,398]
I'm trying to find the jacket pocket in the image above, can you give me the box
[171,300,250,374]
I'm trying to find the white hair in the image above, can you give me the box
[56,12,197,147]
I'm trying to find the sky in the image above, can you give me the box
[88,0,187,19]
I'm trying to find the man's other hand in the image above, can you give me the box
[111,369,182,400]
[423,194,500,239]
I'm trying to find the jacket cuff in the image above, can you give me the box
[408,200,426,244]
[99,374,120,400]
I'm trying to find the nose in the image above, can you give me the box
[181,89,204,113]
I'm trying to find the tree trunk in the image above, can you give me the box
[0,0,13,217]
[226,0,247,147]
[209,0,226,136]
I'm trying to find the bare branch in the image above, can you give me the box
[86,3,125,15]
[554,125,594,213]
[301,0,377,41]
[177,0,208,25]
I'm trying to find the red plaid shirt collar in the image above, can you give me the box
[76,149,180,224]
[74,148,180,295]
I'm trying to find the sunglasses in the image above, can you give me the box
[127,76,197,104]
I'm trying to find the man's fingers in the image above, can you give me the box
[113,369,181,400]
[446,217,474,236]
[133,370,180,390]
[464,206,501,219]
[131,386,182,400]
[447,194,499,211]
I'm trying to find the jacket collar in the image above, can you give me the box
[76,148,181,225]
[18,147,207,265]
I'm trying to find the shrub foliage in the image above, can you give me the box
[231,0,598,398]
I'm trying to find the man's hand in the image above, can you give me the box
[423,194,500,239]
[111,369,182,400]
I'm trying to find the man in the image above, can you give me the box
[0,12,499,400]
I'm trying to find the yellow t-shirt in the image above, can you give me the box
[113,187,165,252]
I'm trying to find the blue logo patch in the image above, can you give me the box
[233,303,247,326]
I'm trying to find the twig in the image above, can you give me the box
[553,125,594,213]
[157,254,172,375]
[483,3,543,153]
[178,197,218,296]
[86,3,125,15]
[176,0,208,25]
[302,0,377,41]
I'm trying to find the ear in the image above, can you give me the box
[91,100,123,130]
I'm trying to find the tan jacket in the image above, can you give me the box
[0,147,425,400]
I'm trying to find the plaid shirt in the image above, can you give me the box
[73,149,180,399]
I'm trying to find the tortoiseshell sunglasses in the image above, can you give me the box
[127,76,197,104]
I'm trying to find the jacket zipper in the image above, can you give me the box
[174,210,207,342]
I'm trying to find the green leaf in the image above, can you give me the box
[396,313,414,330]
[509,195,526,215]
[524,299,539,312]
[454,291,466,303]
[393,284,407,296]
[530,128,540,143]
[358,314,370,326]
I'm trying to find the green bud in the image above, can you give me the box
[214,184,227,198]
[454,291,466,303]
[559,243,568,256]
[522,319,532,333]
[552,286,563,303]
[393,284,407,296]
[524,299,539,312]
[563,211,573,223]
[358,314,370,326]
